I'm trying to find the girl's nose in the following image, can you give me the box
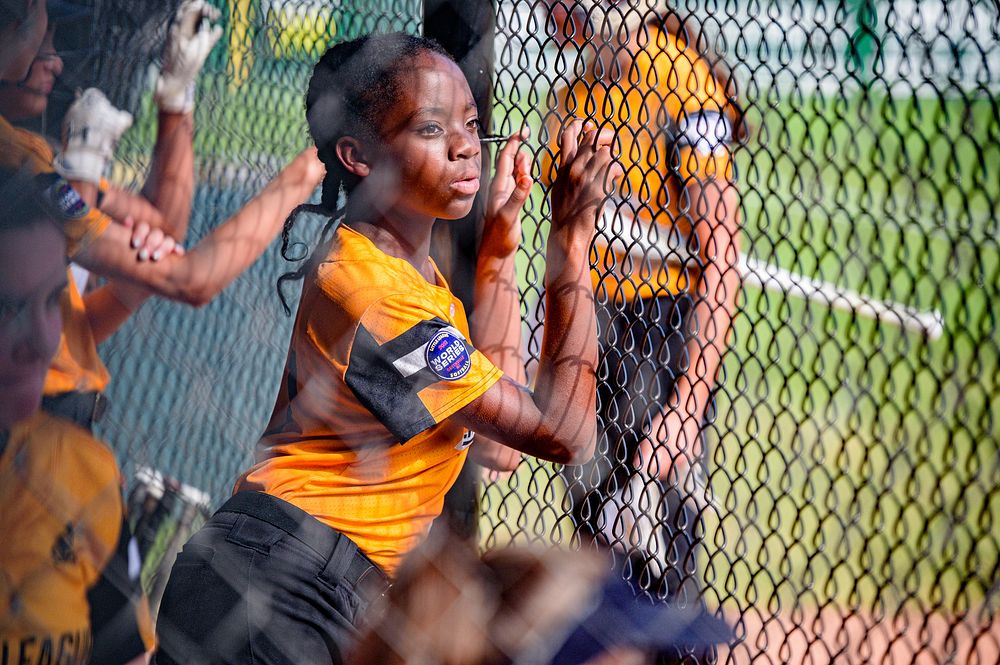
[452,128,480,160]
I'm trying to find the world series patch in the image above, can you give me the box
[36,173,89,220]
[425,327,472,381]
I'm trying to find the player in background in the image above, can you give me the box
[1,0,325,432]
[540,2,744,657]
[0,167,154,665]
[154,32,621,665]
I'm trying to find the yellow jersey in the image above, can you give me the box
[0,116,113,395]
[0,412,154,664]
[544,22,740,303]
[238,224,502,575]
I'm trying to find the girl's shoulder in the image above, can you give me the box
[316,225,418,284]
[309,225,446,318]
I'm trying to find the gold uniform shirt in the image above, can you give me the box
[238,225,502,575]
[544,23,740,303]
[0,115,113,395]
[0,412,154,664]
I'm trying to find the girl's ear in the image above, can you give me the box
[336,137,371,178]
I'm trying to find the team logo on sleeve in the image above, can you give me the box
[425,326,472,381]
[37,173,89,220]
[456,430,475,451]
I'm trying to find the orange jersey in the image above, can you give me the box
[544,23,740,303]
[0,116,114,395]
[238,225,502,575]
[43,269,111,395]
[0,116,111,256]
[0,412,154,663]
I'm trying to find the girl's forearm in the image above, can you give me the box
[531,228,599,463]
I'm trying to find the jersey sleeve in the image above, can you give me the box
[657,40,738,181]
[35,172,112,257]
[344,293,502,443]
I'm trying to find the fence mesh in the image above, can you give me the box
[23,0,1000,662]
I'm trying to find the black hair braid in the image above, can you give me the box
[275,32,454,316]
[275,171,347,315]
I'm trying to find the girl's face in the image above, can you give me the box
[0,27,61,120]
[365,51,482,223]
[1,0,48,83]
[0,220,65,430]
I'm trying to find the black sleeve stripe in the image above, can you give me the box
[346,320,448,443]
[378,317,450,357]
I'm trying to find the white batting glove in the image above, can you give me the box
[154,0,224,113]
[54,88,133,185]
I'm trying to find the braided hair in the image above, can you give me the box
[277,32,453,314]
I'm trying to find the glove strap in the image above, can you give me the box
[53,150,108,186]
[155,78,196,114]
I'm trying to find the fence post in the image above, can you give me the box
[423,0,497,541]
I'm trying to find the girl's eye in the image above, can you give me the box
[0,300,20,325]
[467,118,482,133]
[47,287,63,309]
[418,124,443,136]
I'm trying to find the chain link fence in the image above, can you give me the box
[36,0,1000,662]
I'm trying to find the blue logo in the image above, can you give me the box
[425,327,472,381]
[38,174,89,220]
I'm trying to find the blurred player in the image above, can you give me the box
[0,0,324,432]
[0,167,154,665]
[540,0,744,654]
[154,31,620,665]
[350,530,732,665]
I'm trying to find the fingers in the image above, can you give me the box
[557,117,585,167]
[129,220,150,252]
[580,124,615,150]
[513,150,533,196]
[151,235,177,262]
[559,120,619,187]
[493,126,530,176]
[127,221,181,262]
[140,228,165,261]
[178,0,221,36]
[207,24,224,48]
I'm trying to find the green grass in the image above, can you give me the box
[708,91,999,612]
[111,65,999,613]
[483,91,1000,613]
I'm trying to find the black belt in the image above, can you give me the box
[41,390,108,431]
[219,491,390,603]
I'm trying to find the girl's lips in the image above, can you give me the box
[451,177,480,196]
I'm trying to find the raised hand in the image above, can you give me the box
[549,119,621,236]
[482,127,532,258]
[54,89,133,185]
[155,0,224,113]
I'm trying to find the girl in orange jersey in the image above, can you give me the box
[155,32,621,665]
[542,4,744,663]
[1,1,325,433]
[0,168,154,665]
